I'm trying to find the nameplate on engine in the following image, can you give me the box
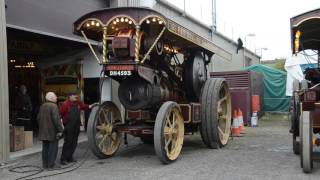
[105,65,134,71]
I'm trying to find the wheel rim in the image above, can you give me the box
[94,104,122,156]
[217,83,232,145]
[163,107,184,161]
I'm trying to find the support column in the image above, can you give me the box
[134,25,141,63]
[102,26,108,63]
[0,0,9,162]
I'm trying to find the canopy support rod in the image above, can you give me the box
[81,30,101,64]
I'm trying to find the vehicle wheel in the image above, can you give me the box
[140,135,154,144]
[200,78,232,149]
[154,101,184,164]
[300,111,313,173]
[87,101,122,158]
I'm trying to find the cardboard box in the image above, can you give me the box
[24,131,33,149]
[10,126,25,152]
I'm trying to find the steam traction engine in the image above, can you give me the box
[73,7,232,164]
[290,8,320,173]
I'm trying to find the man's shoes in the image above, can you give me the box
[47,164,61,171]
[67,158,77,163]
[60,160,68,165]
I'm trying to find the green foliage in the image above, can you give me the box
[265,58,286,72]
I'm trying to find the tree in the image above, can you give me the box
[271,58,286,71]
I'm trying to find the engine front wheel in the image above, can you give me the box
[154,101,185,164]
[87,101,122,159]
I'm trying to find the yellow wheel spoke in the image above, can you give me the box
[110,132,117,141]
[102,109,109,124]
[95,132,103,140]
[98,135,107,150]
[220,115,227,120]
[96,125,104,131]
[170,138,176,153]
[218,96,227,105]
[164,126,170,135]
[218,126,224,135]
[167,114,173,128]
[165,136,172,150]
[172,113,176,127]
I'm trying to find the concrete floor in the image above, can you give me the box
[1,114,320,180]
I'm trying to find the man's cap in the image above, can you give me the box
[68,92,78,97]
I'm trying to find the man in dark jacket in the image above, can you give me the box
[37,92,64,169]
[60,92,97,164]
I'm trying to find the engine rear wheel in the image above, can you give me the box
[154,101,184,164]
[200,78,232,148]
[87,101,122,158]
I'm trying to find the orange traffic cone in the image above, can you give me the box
[232,110,241,137]
[238,108,246,134]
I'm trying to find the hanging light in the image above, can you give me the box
[159,20,163,25]
[125,18,129,22]
[113,21,117,25]
[91,21,95,25]
[295,30,301,54]
[146,19,150,24]
[152,17,156,22]
[95,22,100,27]
[128,20,132,24]
[86,23,90,27]
[120,17,124,22]
[116,18,120,22]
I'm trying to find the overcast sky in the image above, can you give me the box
[171,0,320,60]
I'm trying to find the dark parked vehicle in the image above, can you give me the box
[290,8,320,173]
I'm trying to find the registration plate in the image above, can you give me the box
[108,70,132,76]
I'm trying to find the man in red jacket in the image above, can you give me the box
[60,92,97,165]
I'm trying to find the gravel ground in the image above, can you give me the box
[1,113,319,180]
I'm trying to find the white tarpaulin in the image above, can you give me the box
[285,53,317,96]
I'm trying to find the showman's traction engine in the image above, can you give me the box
[73,7,232,164]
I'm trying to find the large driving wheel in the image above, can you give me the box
[87,101,122,158]
[154,102,184,164]
[300,110,313,173]
[200,78,232,148]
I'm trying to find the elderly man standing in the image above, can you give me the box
[60,92,97,165]
[37,92,64,169]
